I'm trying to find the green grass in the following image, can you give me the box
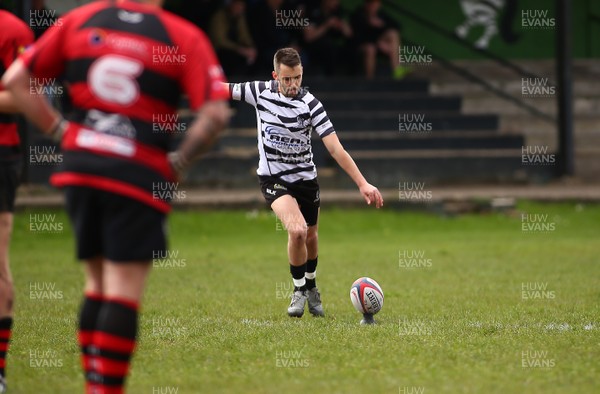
[8,202,600,393]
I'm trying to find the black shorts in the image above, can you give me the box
[259,176,320,226]
[65,186,167,262]
[0,162,21,213]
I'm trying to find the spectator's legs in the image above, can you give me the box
[377,28,401,71]
[361,43,377,79]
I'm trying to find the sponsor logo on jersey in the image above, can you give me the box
[118,10,144,24]
[265,126,305,154]
[296,114,310,128]
[266,188,277,196]
[274,183,287,190]
[89,29,106,46]
[264,125,285,136]
[108,35,148,55]
[84,109,136,139]
[76,128,136,157]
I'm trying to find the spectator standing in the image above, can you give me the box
[304,0,352,76]
[210,0,257,76]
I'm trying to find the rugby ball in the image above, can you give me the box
[350,277,384,315]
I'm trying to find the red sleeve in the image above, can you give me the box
[0,15,34,91]
[181,30,229,111]
[19,14,68,79]
[14,20,34,58]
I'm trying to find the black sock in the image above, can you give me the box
[90,298,138,392]
[0,317,12,377]
[290,263,307,291]
[78,293,103,382]
[306,257,318,290]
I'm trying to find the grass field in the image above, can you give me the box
[8,201,600,393]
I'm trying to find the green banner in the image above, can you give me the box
[341,0,597,59]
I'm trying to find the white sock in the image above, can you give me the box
[292,278,306,288]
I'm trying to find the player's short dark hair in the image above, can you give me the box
[273,48,301,72]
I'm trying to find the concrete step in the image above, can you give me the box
[430,80,600,99]
[499,115,600,140]
[219,77,431,95]
[185,150,557,187]
[211,109,501,131]
[333,154,557,186]
[410,59,599,84]
[409,60,557,82]
[215,129,514,153]
[220,128,501,140]
[328,111,499,131]
[215,134,524,151]
[318,95,461,112]
[462,96,600,116]
[341,134,524,150]
[301,77,430,93]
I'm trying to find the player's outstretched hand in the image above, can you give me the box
[168,151,189,181]
[360,183,384,208]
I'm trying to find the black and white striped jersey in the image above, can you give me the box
[230,80,335,183]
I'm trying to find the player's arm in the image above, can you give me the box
[219,81,265,107]
[220,82,233,99]
[0,23,34,114]
[2,13,65,137]
[168,99,230,176]
[322,133,384,208]
[169,31,232,177]
[0,91,18,113]
[2,59,65,137]
[172,82,243,173]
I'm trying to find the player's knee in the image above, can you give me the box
[288,226,307,244]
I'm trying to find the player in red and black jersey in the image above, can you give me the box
[2,1,230,392]
[0,8,34,392]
